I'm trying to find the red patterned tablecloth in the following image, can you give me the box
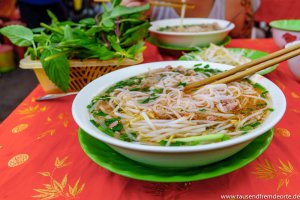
[1,39,300,200]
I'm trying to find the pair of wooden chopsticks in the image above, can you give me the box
[184,42,300,93]
[149,0,195,9]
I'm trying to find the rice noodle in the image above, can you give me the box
[89,65,272,146]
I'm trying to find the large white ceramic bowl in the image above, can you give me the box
[149,18,235,48]
[270,20,300,48]
[285,40,300,81]
[72,61,286,168]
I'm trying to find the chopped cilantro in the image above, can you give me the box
[194,67,221,74]
[90,119,114,136]
[256,103,267,107]
[178,82,187,87]
[130,87,150,92]
[194,63,202,67]
[92,110,107,117]
[119,132,137,142]
[106,77,143,93]
[153,88,163,94]
[261,91,269,98]
[104,117,123,131]
[139,95,159,104]
[241,108,254,114]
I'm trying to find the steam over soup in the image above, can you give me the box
[88,65,273,146]
[158,23,222,32]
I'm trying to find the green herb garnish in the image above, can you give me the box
[241,108,254,114]
[119,132,137,142]
[239,121,261,131]
[178,82,187,87]
[0,0,150,92]
[90,119,114,136]
[92,110,107,117]
[153,88,163,94]
[139,95,159,104]
[106,77,143,93]
[104,117,123,132]
[194,63,202,67]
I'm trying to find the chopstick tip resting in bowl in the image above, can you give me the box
[184,42,300,93]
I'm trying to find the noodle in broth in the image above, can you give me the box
[88,65,272,146]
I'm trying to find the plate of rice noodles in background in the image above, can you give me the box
[179,44,278,75]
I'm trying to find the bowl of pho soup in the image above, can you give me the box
[149,18,235,48]
[72,61,286,168]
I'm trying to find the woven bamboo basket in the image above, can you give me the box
[19,53,143,93]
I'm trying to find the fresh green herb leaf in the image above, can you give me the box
[0,25,33,46]
[194,63,202,67]
[63,25,73,40]
[104,117,123,131]
[79,18,96,26]
[241,108,254,114]
[90,119,114,136]
[40,48,70,92]
[112,0,122,7]
[256,103,267,107]
[153,88,163,94]
[139,96,159,104]
[106,77,143,93]
[199,109,207,112]
[93,110,107,117]
[268,108,274,112]
[47,10,58,24]
[178,82,187,87]
[253,83,267,94]
[194,67,221,74]
[109,4,150,18]
[261,91,269,98]
[130,87,149,92]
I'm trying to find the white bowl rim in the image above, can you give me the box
[72,61,286,153]
[285,40,300,48]
[149,18,235,36]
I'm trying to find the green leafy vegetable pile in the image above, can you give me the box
[0,0,150,92]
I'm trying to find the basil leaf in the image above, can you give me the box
[126,41,145,57]
[47,10,58,24]
[112,0,122,7]
[110,4,150,18]
[0,25,33,46]
[40,48,70,92]
[63,25,73,40]
[79,18,96,26]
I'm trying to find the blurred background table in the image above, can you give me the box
[1,39,300,199]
